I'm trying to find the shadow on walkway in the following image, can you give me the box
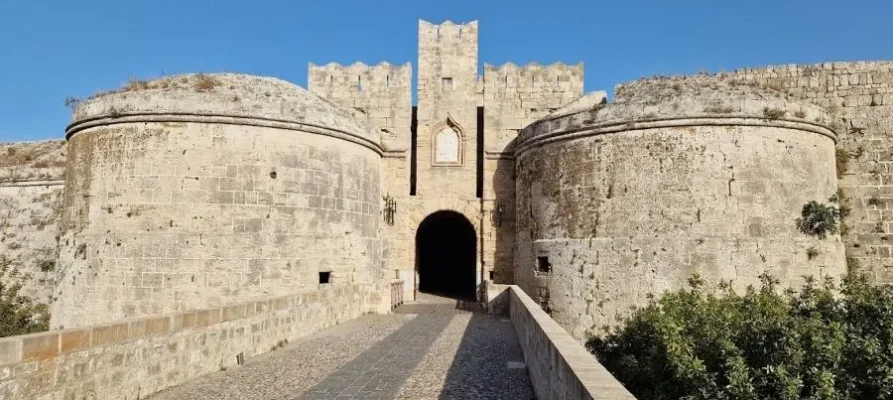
[435,311,534,399]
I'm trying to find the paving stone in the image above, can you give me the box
[147,294,533,400]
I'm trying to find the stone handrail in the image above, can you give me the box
[503,285,636,399]
[390,280,404,310]
[0,284,381,399]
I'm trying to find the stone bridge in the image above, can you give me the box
[0,285,634,399]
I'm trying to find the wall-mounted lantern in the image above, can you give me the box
[383,193,397,226]
[492,200,505,227]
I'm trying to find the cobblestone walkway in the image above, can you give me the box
[149,294,534,400]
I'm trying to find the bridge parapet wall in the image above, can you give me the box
[0,284,383,400]
[503,285,635,399]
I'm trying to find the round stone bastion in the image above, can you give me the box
[513,76,845,338]
[52,73,383,329]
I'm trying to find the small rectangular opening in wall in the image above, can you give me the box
[319,271,331,284]
[536,256,552,275]
[358,76,363,92]
[410,106,418,196]
[476,106,484,198]
[489,270,495,280]
[442,77,453,92]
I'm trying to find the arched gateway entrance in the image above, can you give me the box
[415,211,477,299]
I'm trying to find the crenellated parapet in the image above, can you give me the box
[723,61,893,108]
[482,62,584,154]
[308,62,412,152]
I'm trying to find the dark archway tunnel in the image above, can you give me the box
[416,211,477,299]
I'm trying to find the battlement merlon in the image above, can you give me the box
[482,62,585,153]
[418,19,479,43]
[308,62,412,152]
[418,20,479,101]
[308,62,412,100]
[483,62,584,94]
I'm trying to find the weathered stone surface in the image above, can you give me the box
[0,20,890,400]
[148,294,537,400]
[508,285,635,399]
[0,140,65,306]
[51,74,383,328]
[0,285,381,400]
[516,79,845,337]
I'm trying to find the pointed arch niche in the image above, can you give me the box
[431,116,464,166]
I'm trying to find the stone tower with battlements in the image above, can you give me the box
[17,18,882,341]
[308,20,584,300]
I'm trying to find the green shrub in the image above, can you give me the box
[797,196,849,239]
[587,266,893,400]
[0,256,49,337]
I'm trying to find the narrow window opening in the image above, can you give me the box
[488,271,495,280]
[410,106,418,196]
[328,76,333,87]
[386,74,390,88]
[442,77,453,92]
[319,271,331,284]
[236,352,245,365]
[536,256,552,275]
[358,76,362,92]
[504,75,508,88]
[436,28,440,40]
[556,75,560,87]
[476,106,484,198]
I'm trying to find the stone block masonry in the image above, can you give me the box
[0,140,67,305]
[0,22,889,400]
[482,62,584,155]
[515,77,845,337]
[707,62,893,283]
[0,183,62,305]
[308,62,412,154]
[479,62,584,285]
[52,73,384,329]
[0,284,382,400]
[506,285,635,399]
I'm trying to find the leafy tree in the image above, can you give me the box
[588,263,893,400]
[0,256,49,337]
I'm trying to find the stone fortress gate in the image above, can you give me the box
[308,20,584,304]
[1,17,892,400]
[47,19,892,336]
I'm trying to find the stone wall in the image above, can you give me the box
[308,62,412,155]
[375,20,485,298]
[694,62,893,282]
[516,78,845,337]
[0,284,382,400]
[307,63,415,299]
[482,62,584,154]
[0,140,67,305]
[416,20,479,201]
[479,63,584,285]
[506,285,635,399]
[52,74,384,329]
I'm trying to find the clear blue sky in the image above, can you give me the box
[1,0,891,142]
